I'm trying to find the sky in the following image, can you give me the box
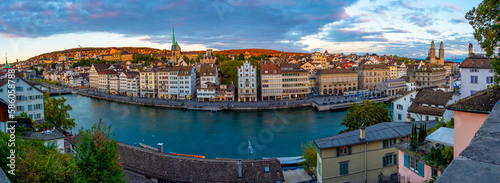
[0,0,484,62]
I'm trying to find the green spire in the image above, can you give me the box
[172,26,175,46]
[3,54,9,69]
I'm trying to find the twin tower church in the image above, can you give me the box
[425,40,445,65]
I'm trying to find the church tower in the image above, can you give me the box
[439,41,444,65]
[171,26,181,64]
[430,41,436,64]
[468,43,473,57]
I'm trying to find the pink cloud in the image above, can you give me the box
[0,32,18,38]
[444,4,462,11]
[90,12,119,19]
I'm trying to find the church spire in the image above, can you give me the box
[3,53,10,69]
[172,26,175,46]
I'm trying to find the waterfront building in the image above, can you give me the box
[157,68,172,99]
[408,90,458,122]
[168,66,196,100]
[396,127,453,183]
[140,70,158,98]
[458,52,494,99]
[260,63,283,101]
[109,74,120,94]
[315,69,357,95]
[425,41,445,65]
[215,84,235,101]
[389,64,398,79]
[98,70,117,93]
[314,120,438,183]
[355,64,389,91]
[411,64,447,88]
[196,82,217,102]
[119,72,128,95]
[125,72,140,97]
[89,63,110,89]
[392,90,418,122]
[237,60,257,102]
[445,89,499,158]
[378,78,408,97]
[0,77,44,121]
[199,64,218,85]
[280,63,309,99]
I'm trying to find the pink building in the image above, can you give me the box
[215,84,235,101]
[398,150,442,183]
[446,89,498,157]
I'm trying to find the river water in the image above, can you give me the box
[58,94,347,159]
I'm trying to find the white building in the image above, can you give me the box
[392,90,417,122]
[0,77,44,121]
[169,66,196,100]
[109,74,120,94]
[408,90,459,122]
[98,70,117,93]
[196,82,217,102]
[459,57,495,99]
[158,69,171,99]
[199,64,219,85]
[89,64,111,89]
[126,72,140,96]
[119,72,128,95]
[237,60,257,102]
[397,62,407,78]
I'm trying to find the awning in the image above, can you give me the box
[425,127,454,147]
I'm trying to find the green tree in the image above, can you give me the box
[74,120,127,183]
[339,100,390,133]
[397,57,409,63]
[196,53,202,63]
[300,141,317,173]
[220,60,243,86]
[466,1,500,84]
[182,55,191,64]
[161,56,167,62]
[137,66,144,72]
[238,53,245,61]
[43,93,76,131]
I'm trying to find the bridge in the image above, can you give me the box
[46,90,74,96]
[312,97,392,111]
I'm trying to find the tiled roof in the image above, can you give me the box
[316,69,356,75]
[197,82,217,90]
[407,90,454,116]
[260,64,281,75]
[92,63,111,72]
[118,143,284,182]
[400,76,416,83]
[314,121,438,149]
[199,65,217,76]
[25,129,65,141]
[408,105,446,116]
[446,89,500,114]
[459,57,493,69]
[416,64,446,72]
[178,66,193,76]
[357,64,389,70]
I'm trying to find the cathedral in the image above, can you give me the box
[425,40,444,65]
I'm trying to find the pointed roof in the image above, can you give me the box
[3,55,9,69]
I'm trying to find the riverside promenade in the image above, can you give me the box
[32,81,391,111]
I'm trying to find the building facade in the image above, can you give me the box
[459,57,494,99]
[0,77,44,121]
[413,64,447,88]
[89,64,110,89]
[169,66,196,100]
[140,70,158,98]
[355,64,390,91]
[260,63,283,101]
[280,63,309,99]
[238,61,257,102]
[315,69,358,95]
[126,72,140,96]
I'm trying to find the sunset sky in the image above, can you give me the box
[0,0,484,61]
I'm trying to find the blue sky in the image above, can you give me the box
[0,0,483,61]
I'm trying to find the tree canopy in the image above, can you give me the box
[339,100,390,134]
[466,0,500,83]
[43,93,76,131]
[220,60,243,86]
[300,141,317,173]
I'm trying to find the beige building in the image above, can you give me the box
[260,63,283,101]
[314,121,438,183]
[315,69,358,95]
[413,64,447,88]
[89,64,111,89]
[355,64,390,91]
[280,63,309,99]
[101,50,134,62]
[300,62,316,78]
[312,52,328,69]
[140,70,158,98]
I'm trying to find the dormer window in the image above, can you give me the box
[265,70,268,73]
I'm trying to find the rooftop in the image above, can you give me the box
[0,167,9,183]
[314,121,438,149]
[118,143,284,182]
[446,89,500,114]
[436,99,500,183]
[315,69,356,75]
[459,57,493,69]
[24,129,65,141]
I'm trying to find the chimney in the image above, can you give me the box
[360,125,365,140]
[407,113,411,123]
[157,143,163,152]
[238,159,242,178]
[468,43,473,57]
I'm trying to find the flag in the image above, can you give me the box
[248,140,254,154]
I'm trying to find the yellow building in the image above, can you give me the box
[312,52,328,69]
[300,62,316,78]
[389,65,398,80]
[140,70,158,98]
[314,121,438,183]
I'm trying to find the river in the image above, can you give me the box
[57,94,347,159]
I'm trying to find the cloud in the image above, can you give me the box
[444,4,462,11]
[426,30,441,34]
[407,13,435,27]
[449,18,467,24]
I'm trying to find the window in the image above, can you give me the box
[431,168,439,178]
[337,146,351,156]
[487,76,494,84]
[397,104,403,110]
[470,69,479,72]
[471,76,478,83]
[405,155,423,177]
[383,154,397,167]
[318,160,321,176]
[383,138,396,148]
[402,136,409,142]
[339,162,349,175]
[426,116,429,121]
[398,114,402,120]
